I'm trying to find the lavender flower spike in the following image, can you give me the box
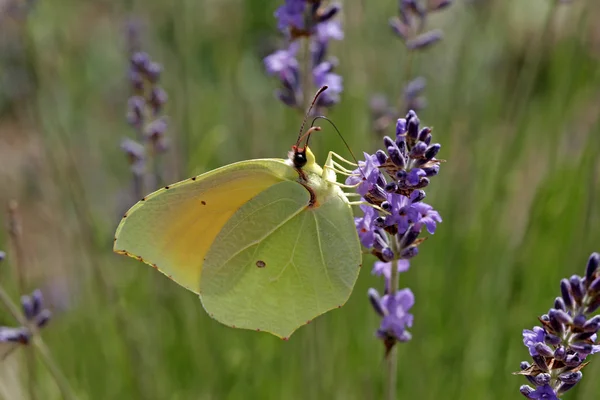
[265,0,344,110]
[353,110,442,352]
[121,50,169,199]
[370,0,453,126]
[0,288,52,346]
[516,252,600,398]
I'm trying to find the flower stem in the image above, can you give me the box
[385,234,402,400]
[133,125,145,199]
[7,201,36,400]
[398,11,427,114]
[301,35,312,112]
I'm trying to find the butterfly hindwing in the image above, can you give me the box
[200,180,361,338]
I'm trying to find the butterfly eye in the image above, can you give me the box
[293,149,308,168]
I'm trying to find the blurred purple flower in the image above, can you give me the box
[313,62,342,107]
[0,327,30,344]
[315,20,343,41]
[371,0,453,125]
[20,289,51,329]
[264,43,300,75]
[275,0,306,31]
[122,50,169,198]
[406,30,444,50]
[265,0,344,109]
[0,287,51,347]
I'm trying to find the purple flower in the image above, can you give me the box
[383,193,418,232]
[265,0,344,109]
[526,384,558,400]
[275,0,306,32]
[20,289,51,328]
[355,205,377,248]
[0,327,30,344]
[126,96,145,128]
[381,1,453,116]
[396,117,407,137]
[406,168,425,186]
[377,289,414,342]
[123,50,169,196]
[523,327,546,357]
[0,287,51,348]
[412,202,442,234]
[315,20,343,41]
[373,260,410,279]
[406,29,444,50]
[313,61,342,107]
[590,334,600,355]
[346,152,382,196]
[264,43,300,75]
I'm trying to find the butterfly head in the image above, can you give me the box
[290,145,316,169]
[291,86,328,171]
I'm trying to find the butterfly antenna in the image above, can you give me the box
[296,86,328,146]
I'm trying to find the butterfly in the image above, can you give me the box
[113,87,362,339]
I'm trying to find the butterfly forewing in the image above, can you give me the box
[113,159,296,293]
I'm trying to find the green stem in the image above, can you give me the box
[385,235,402,400]
[7,202,36,400]
[398,5,427,114]
[301,35,312,112]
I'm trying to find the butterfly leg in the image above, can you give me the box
[323,151,359,183]
[346,200,388,214]
[328,151,358,167]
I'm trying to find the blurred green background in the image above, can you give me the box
[0,0,599,398]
